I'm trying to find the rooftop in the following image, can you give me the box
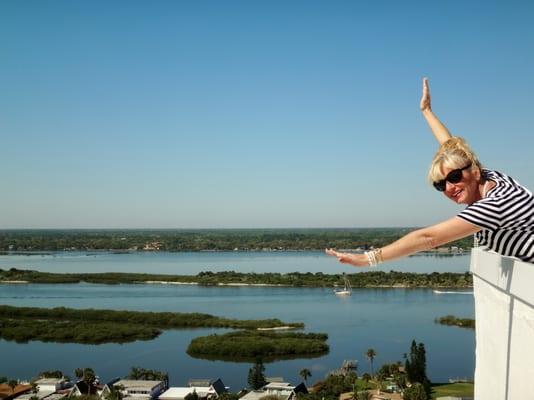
[115,380,163,390]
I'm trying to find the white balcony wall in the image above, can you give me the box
[470,248,534,400]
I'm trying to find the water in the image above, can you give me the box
[0,252,474,389]
[0,250,470,274]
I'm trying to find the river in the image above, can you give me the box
[0,251,474,389]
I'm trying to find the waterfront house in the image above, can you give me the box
[100,380,166,400]
[35,379,68,394]
[159,379,227,400]
[239,382,307,400]
[15,378,69,400]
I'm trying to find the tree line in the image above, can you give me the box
[1,268,473,288]
[0,228,473,251]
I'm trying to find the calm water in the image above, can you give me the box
[0,252,474,389]
[0,250,470,274]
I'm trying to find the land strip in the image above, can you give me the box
[0,304,303,345]
[0,269,473,288]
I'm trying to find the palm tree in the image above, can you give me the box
[74,368,84,381]
[128,367,142,380]
[299,368,311,383]
[7,380,18,396]
[365,349,377,378]
[82,368,96,395]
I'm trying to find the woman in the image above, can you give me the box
[326,78,534,266]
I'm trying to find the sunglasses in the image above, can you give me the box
[433,163,472,192]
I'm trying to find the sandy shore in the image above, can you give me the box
[0,280,30,284]
[257,326,296,331]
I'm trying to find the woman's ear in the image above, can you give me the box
[473,166,482,182]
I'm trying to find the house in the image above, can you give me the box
[159,379,227,400]
[35,379,67,394]
[240,382,307,400]
[100,380,166,400]
[16,378,69,400]
[0,384,32,400]
[69,382,99,397]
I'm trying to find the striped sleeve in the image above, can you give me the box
[457,198,503,231]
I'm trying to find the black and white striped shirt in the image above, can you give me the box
[457,169,534,263]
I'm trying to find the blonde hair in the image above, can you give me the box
[428,137,482,183]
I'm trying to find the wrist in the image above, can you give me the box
[421,108,433,116]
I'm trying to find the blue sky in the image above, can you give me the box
[1,0,533,229]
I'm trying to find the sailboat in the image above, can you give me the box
[334,275,352,296]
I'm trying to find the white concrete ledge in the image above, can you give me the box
[470,248,534,400]
[470,248,534,307]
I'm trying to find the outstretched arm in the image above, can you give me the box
[420,78,453,145]
[326,217,480,267]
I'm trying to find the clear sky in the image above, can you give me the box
[1,0,533,229]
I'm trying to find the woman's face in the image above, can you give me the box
[440,164,481,205]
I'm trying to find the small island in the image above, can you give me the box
[187,331,329,362]
[435,315,475,329]
[0,305,304,345]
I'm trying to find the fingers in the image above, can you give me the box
[325,248,337,257]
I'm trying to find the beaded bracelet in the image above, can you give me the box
[364,248,383,267]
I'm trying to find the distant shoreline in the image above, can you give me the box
[0,268,473,288]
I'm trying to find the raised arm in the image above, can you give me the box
[326,217,480,267]
[420,78,453,145]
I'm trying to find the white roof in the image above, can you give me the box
[115,380,163,390]
[35,379,65,385]
[160,386,215,399]
[159,388,194,399]
[264,383,293,390]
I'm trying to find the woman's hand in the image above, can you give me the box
[420,77,431,112]
[325,248,369,267]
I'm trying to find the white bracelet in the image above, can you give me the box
[364,248,382,267]
[365,251,377,267]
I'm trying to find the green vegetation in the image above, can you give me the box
[0,228,473,252]
[0,268,473,288]
[430,382,474,398]
[405,340,431,398]
[435,315,475,329]
[127,367,168,383]
[187,331,329,362]
[303,372,374,400]
[0,305,303,344]
[247,360,267,389]
[38,370,64,379]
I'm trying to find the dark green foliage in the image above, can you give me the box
[0,318,160,344]
[0,228,472,252]
[187,331,329,361]
[184,391,199,400]
[71,396,99,400]
[304,372,360,400]
[38,370,64,379]
[299,368,311,382]
[127,367,168,382]
[435,315,475,329]
[0,268,473,289]
[403,383,427,400]
[218,394,240,400]
[0,305,301,345]
[405,341,431,399]
[247,360,267,390]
